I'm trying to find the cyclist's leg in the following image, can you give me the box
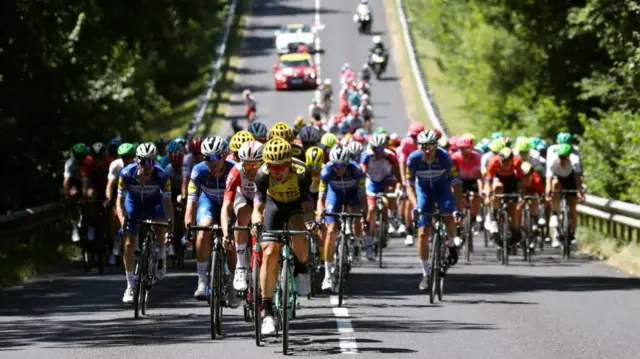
[290,204,311,295]
[438,186,459,260]
[234,194,252,268]
[121,198,141,302]
[559,173,579,238]
[323,189,343,283]
[490,177,504,233]
[260,199,284,334]
[194,196,215,298]
[364,178,380,246]
[416,190,433,287]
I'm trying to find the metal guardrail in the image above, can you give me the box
[395,0,640,242]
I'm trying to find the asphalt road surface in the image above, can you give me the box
[2,0,640,358]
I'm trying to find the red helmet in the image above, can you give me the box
[449,136,460,151]
[408,123,425,136]
[458,136,474,149]
[188,137,203,154]
[353,133,365,144]
[434,128,443,140]
[169,151,185,166]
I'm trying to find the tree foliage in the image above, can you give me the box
[0,0,229,212]
[407,0,640,201]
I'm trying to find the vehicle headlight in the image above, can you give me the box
[276,73,286,81]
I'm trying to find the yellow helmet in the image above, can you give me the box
[263,137,292,164]
[320,132,338,147]
[229,130,255,153]
[269,122,294,142]
[305,146,324,168]
[293,116,306,131]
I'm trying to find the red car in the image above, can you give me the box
[273,53,318,90]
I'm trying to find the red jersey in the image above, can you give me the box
[82,154,113,193]
[485,154,523,180]
[451,150,482,180]
[523,172,544,194]
[397,137,418,164]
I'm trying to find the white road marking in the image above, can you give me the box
[330,295,358,354]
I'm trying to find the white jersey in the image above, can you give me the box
[356,4,371,16]
[362,149,396,182]
[480,152,493,175]
[546,152,582,178]
[107,158,125,180]
[63,157,82,181]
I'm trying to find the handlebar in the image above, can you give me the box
[263,229,308,236]
[494,193,522,201]
[324,211,364,219]
[129,218,172,228]
[375,192,397,199]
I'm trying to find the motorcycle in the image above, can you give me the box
[353,11,372,34]
[368,50,386,79]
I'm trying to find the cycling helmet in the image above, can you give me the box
[324,78,331,85]
[167,140,184,153]
[373,36,381,44]
[462,133,476,143]
[449,136,460,151]
[201,136,227,157]
[433,128,443,140]
[408,123,425,136]
[362,63,369,70]
[417,130,438,145]
[353,132,366,144]
[320,133,338,147]
[91,142,106,155]
[311,97,318,104]
[536,140,548,152]
[476,139,491,153]
[488,138,506,153]
[348,140,364,157]
[556,132,572,144]
[305,146,325,167]
[169,151,185,166]
[557,143,572,157]
[269,122,294,142]
[458,136,474,149]
[243,89,251,97]
[188,137,204,154]
[108,138,122,146]
[499,147,513,161]
[389,133,401,147]
[299,125,321,144]
[521,162,534,176]
[136,142,157,159]
[369,133,387,148]
[117,143,136,156]
[248,121,268,139]
[293,116,306,131]
[504,136,512,147]
[229,130,255,153]
[515,137,529,152]
[490,131,504,140]
[238,140,264,162]
[528,137,541,150]
[329,145,350,164]
[362,94,369,101]
[341,63,350,71]
[263,137,292,164]
[375,127,387,135]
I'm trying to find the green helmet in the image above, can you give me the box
[71,143,87,155]
[556,132,572,144]
[489,138,506,153]
[557,143,572,156]
[320,133,338,147]
[515,137,529,152]
[311,97,318,104]
[490,131,503,140]
[376,127,387,134]
[117,143,136,156]
[475,138,491,153]
[528,137,541,150]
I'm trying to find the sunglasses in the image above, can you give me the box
[421,144,437,150]
[243,162,261,170]
[373,146,385,152]
[309,165,321,172]
[559,155,569,160]
[205,154,223,162]
[138,158,155,167]
[333,163,347,169]
[267,164,289,173]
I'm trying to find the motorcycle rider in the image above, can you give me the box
[354,0,372,23]
[369,36,389,73]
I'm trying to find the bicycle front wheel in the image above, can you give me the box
[281,258,290,354]
[376,211,384,268]
[428,233,440,304]
[252,254,261,346]
[210,249,223,339]
[562,207,571,260]
[464,210,472,263]
[338,235,347,307]
[134,241,149,319]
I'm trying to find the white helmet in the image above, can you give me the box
[347,141,364,157]
[372,36,381,44]
[92,142,106,155]
[329,145,351,164]
[136,142,157,159]
[201,136,227,156]
[417,130,438,145]
[324,78,331,85]
[362,63,369,70]
[299,125,321,144]
[362,94,369,101]
[369,134,387,148]
[248,121,268,138]
[238,140,264,162]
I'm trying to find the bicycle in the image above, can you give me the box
[553,189,581,260]
[493,193,521,266]
[185,223,248,339]
[461,191,475,263]
[305,220,323,299]
[325,211,364,307]
[521,195,540,264]
[78,198,109,275]
[261,224,308,355]
[229,226,253,322]
[128,217,172,319]
[170,201,186,269]
[374,192,395,268]
[414,209,450,304]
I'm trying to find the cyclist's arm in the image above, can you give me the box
[299,169,314,221]
[252,170,268,225]
[317,169,329,216]
[185,171,200,227]
[221,169,241,239]
[405,157,418,208]
[161,176,174,231]
[116,177,126,226]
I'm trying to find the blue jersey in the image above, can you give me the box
[318,161,366,196]
[348,91,361,107]
[187,160,236,203]
[117,163,171,202]
[406,148,459,190]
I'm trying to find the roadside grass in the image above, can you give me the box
[578,227,640,276]
[385,0,474,135]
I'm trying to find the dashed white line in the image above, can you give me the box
[330,296,359,354]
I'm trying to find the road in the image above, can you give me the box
[2,0,640,358]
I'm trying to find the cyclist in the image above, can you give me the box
[340,63,355,86]
[406,130,461,291]
[251,137,313,336]
[309,98,323,122]
[549,132,581,157]
[484,147,523,245]
[518,162,544,235]
[116,143,174,304]
[228,130,255,162]
[81,143,113,243]
[164,142,186,258]
[156,138,170,168]
[514,136,542,171]
[347,140,364,162]
[545,143,583,247]
[64,143,89,242]
[243,89,257,122]
[305,146,326,207]
[317,145,367,290]
[105,143,136,262]
[321,132,338,151]
[299,125,324,153]
[221,140,264,293]
[451,135,483,237]
[107,138,122,158]
[359,94,373,123]
[360,63,372,82]
[181,137,204,205]
[360,134,402,251]
[481,138,506,176]
[270,122,305,162]
[397,123,423,246]
[248,122,268,143]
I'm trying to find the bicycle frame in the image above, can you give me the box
[325,211,364,307]
[494,193,520,266]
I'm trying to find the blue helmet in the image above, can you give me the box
[167,140,185,153]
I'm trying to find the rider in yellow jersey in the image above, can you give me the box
[269,122,305,162]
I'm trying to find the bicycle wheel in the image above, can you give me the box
[464,209,472,263]
[522,208,530,262]
[338,234,347,307]
[252,254,261,346]
[308,234,317,298]
[437,233,445,302]
[210,249,223,339]
[562,206,571,260]
[376,211,384,268]
[500,212,509,266]
[134,238,149,319]
[526,208,533,264]
[428,232,440,304]
[281,257,290,355]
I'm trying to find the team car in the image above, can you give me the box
[273,53,318,90]
[274,24,317,54]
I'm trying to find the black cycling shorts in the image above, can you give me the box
[262,198,304,242]
[496,176,520,194]
[554,171,578,198]
[462,179,479,194]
